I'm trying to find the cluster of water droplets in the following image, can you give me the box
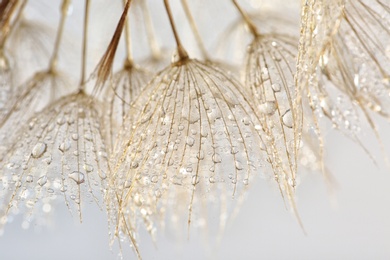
[245,34,300,195]
[111,59,271,238]
[0,92,109,227]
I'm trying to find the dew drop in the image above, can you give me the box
[231,147,239,154]
[241,117,250,125]
[154,189,162,198]
[31,142,47,158]
[197,150,204,160]
[151,175,158,183]
[59,139,71,153]
[37,175,48,186]
[212,154,222,163]
[191,175,200,185]
[259,101,277,115]
[69,171,85,184]
[56,117,66,125]
[271,83,281,92]
[60,185,67,192]
[235,160,243,170]
[209,176,216,183]
[83,164,94,172]
[282,109,293,128]
[186,136,195,147]
[84,133,93,141]
[26,175,33,183]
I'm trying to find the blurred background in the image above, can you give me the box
[0,0,389,259]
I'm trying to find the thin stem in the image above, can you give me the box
[48,0,71,72]
[122,0,133,68]
[232,0,259,37]
[140,0,161,59]
[164,0,188,61]
[0,0,22,49]
[79,0,90,89]
[180,0,209,60]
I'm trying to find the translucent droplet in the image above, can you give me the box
[154,189,162,198]
[26,175,33,183]
[59,139,71,153]
[83,164,94,172]
[84,133,93,141]
[231,147,239,154]
[31,142,47,158]
[191,175,200,185]
[151,175,158,183]
[212,154,222,163]
[259,101,277,115]
[241,117,250,125]
[37,175,48,186]
[271,83,281,92]
[209,176,216,183]
[282,109,293,128]
[69,171,85,184]
[186,136,195,147]
[56,117,66,125]
[235,160,243,170]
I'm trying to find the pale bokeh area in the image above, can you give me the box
[0,0,389,259]
[1,122,389,259]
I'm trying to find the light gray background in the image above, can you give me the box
[0,0,389,259]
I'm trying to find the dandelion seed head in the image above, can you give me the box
[0,71,71,160]
[112,59,271,237]
[103,65,151,150]
[0,92,109,224]
[245,34,301,201]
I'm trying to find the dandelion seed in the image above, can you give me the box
[236,0,303,227]
[0,92,109,223]
[113,58,271,240]
[0,50,12,109]
[8,18,55,85]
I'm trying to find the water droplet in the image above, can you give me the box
[83,164,94,172]
[241,117,250,125]
[282,109,293,128]
[186,136,195,147]
[212,154,222,163]
[271,83,281,92]
[31,142,47,158]
[197,150,204,160]
[71,134,79,140]
[59,139,71,153]
[259,101,277,115]
[84,133,93,141]
[151,175,158,183]
[69,171,85,184]
[235,160,243,170]
[56,117,65,125]
[124,180,132,188]
[191,175,200,185]
[26,175,33,183]
[154,189,162,198]
[231,147,239,154]
[209,177,216,183]
[243,178,249,185]
[37,175,48,186]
